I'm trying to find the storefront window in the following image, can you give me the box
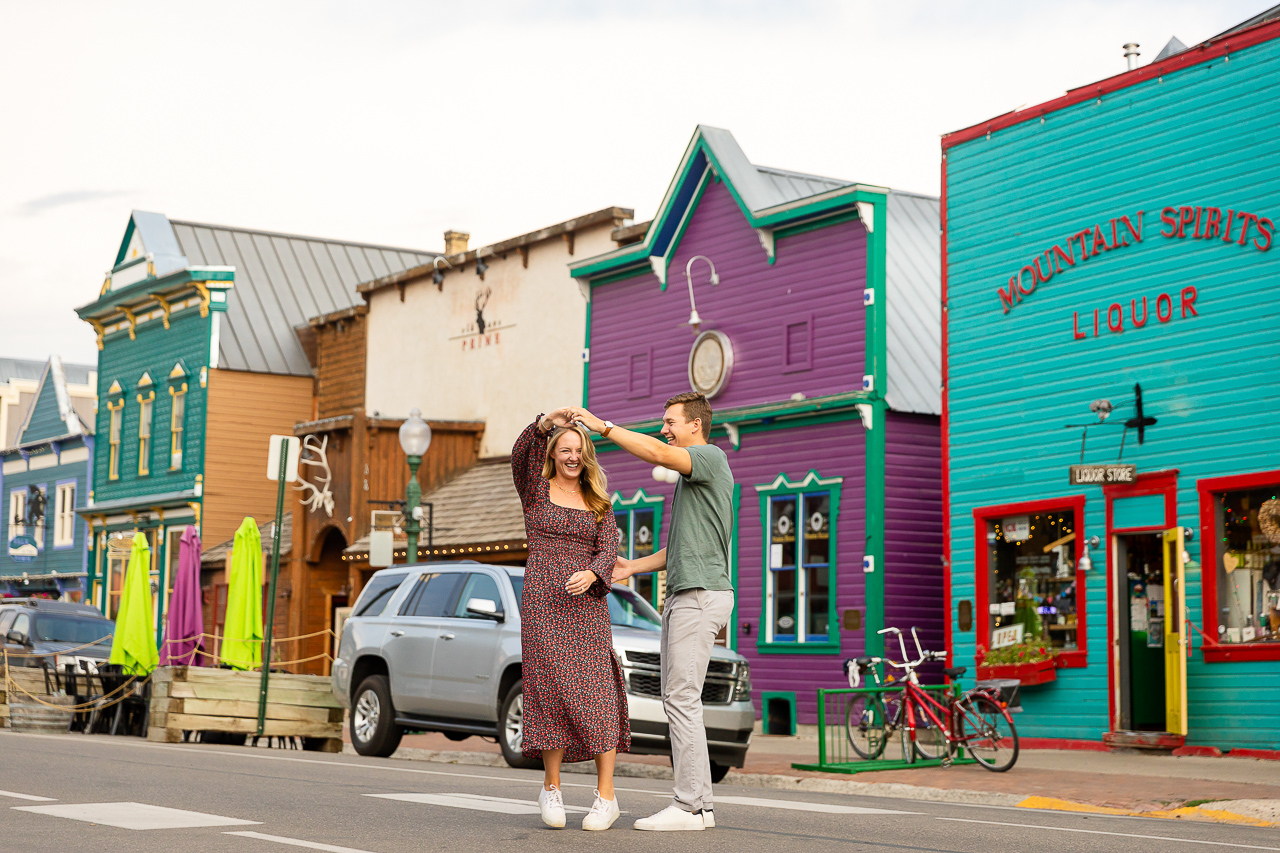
[613,491,664,610]
[1212,485,1280,646]
[757,471,842,651]
[986,509,1080,652]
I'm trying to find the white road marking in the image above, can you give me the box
[707,795,918,815]
[0,790,55,802]
[13,802,260,830]
[366,792,590,814]
[226,831,381,853]
[937,818,1280,850]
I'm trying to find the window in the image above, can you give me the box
[54,483,76,548]
[8,489,26,537]
[400,572,464,618]
[1197,470,1280,662]
[613,490,664,609]
[0,610,15,634]
[11,613,30,642]
[757,471,842,652]
[353,572,409,617]
[138,397,153,476]
[169,389,185,469]
[27,485,46,549]
[974,496,1088,667]
[452,573,503,619]
[107,402,123,480]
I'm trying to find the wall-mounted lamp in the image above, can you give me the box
[432,256,451,290]
[683,255,719,333]
[475,257,489,279]
[1077,535,1101,572]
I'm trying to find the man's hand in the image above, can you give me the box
[613,556,633,583]
[570,407,607,434]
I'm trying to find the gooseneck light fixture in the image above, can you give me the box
[683,255,719,333]
[431,256,452,289]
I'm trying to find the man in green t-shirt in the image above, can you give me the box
[571,392,734,832]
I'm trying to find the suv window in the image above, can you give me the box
[353,573,408,617]
[452,573,503,619]
[609,585,662,632]
[33,615,114,645]
[0,610,15,634]
[11,613,30,638]
[399,572,464,618]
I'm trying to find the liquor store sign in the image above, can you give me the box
[1069,464,1136,485]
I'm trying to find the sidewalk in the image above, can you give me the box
[348,728,1280,826]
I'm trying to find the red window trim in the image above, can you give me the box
[1196,469,1280,664]
[972,495,1089,670]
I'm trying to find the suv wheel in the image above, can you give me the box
[498,679,541,769]
[350,674,403,757]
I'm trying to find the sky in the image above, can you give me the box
[0,0,1269,365]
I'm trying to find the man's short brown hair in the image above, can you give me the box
[664,391,713,439]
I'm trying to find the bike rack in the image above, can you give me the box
[791,686,977,775]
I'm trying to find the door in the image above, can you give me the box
[382,571,463,714]
[1162,527,1188,735]
[424,572,507,720]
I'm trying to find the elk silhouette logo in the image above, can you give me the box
[475,287,492,334]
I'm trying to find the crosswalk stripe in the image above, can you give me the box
[0,790,55,802]
[365,793,591,815]
[225,831,381,853]
[13,802,260,830]
[698,795,919,815]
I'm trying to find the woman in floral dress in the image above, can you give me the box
[512,408,629,831]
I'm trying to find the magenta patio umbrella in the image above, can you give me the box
[160,526,205,666]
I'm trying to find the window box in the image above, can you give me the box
[975,658,1057,686]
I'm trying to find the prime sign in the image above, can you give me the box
[996,205,1273,316]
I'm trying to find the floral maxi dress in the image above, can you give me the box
[511,419,630,762]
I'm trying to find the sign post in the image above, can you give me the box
[258,435,299,737]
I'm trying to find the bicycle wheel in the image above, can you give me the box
[911,707,948,761]
[958,693,1019,772]
[844,694,890,760]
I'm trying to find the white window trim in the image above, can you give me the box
[54,483,76,548]
[8,488,26,538]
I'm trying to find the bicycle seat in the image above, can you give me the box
[856,656,873,666]
[944,666,967,679]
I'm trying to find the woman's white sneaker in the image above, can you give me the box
[581,790,620,831]
[539,785,566,829]
[633,804,705,831]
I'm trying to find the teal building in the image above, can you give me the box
[942,16,1280,753]
[1,357,96,597]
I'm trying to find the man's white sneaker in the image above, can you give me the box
[696,808,715,828]
[633,804,705,831]
[581,790,620,831]
[538,785,566,829]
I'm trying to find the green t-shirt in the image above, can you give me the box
[665,442,735,595]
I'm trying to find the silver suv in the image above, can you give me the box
[331,562,755,781]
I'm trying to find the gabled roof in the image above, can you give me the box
[12,356,93,448]
[570,125,886,282]
[94,211,438,377]
[0,357,93,387]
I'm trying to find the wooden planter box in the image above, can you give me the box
[149,666,343,751]
[976,659,1057,686]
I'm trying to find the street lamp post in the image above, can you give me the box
[398,408,432,563]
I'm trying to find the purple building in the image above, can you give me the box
[570,127,942,727]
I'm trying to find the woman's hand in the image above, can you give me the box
[541,407,575,431]
[566,570,597,596]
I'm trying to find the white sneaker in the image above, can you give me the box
[582,790,620,831]
[538,785,566,829]
[633,804,705,831]
[697,808,715,828]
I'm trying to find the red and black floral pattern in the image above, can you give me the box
[512,418,630,763]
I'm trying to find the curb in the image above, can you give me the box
[1016,796,1280,828]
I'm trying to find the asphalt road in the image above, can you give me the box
[2,731,1278,853]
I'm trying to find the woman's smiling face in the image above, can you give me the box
[552,428,584,481]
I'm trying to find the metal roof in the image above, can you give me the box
[697,126,854,211]
[164,216,436,376]
[0,356,94,386]
[884,191,942,416]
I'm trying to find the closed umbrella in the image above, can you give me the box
[159,526,204,666]
[108,532,159,676]
[221,517,263,670]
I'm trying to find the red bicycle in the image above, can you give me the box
[875,626,1019,772]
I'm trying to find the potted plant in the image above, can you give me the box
[975,643,1057,686]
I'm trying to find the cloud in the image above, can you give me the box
[14,190,133,217]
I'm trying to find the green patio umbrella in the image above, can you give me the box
[221,517,264,670]
[108,532,159,675]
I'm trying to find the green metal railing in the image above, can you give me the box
[791,685,976,774]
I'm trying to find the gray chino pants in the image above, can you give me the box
[660,588,735,814]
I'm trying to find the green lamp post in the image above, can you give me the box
[398,408,432,563]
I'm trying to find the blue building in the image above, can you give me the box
[942,13,1280,753]
[1,357,96,598]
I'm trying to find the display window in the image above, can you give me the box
[1197,470,1280,662]
[973,496,1088,667]
[613,490,664,610]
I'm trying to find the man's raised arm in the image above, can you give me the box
[570,408,692,475]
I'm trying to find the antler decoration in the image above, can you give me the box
[475,287,492,334]
[296,434,335,517]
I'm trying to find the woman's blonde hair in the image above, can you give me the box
[543,424,612,523]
